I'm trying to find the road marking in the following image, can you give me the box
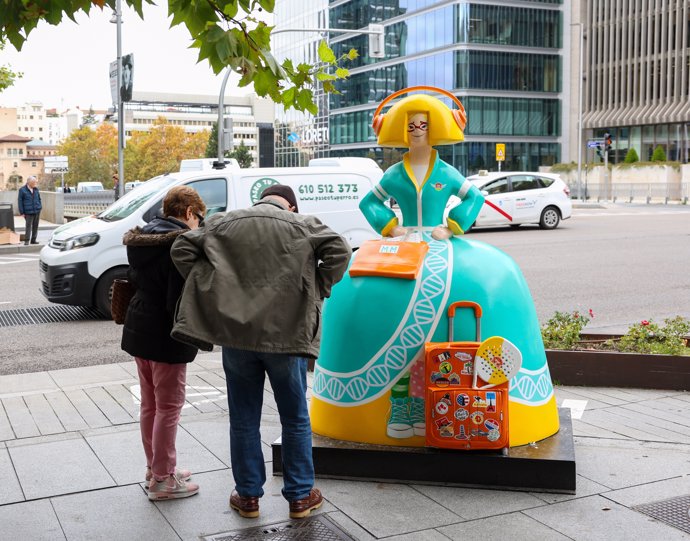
[574,210,688,217]
[561,399,588,419]
[129,383,227,409]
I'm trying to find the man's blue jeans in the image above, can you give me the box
[222,347,314,502]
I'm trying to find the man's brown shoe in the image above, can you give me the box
[229,490,260,518]
[289,488,323,519]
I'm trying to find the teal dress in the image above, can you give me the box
[311,151,557,445]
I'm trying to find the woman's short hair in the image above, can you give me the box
[376,94,464,148]
[163,186,206,220]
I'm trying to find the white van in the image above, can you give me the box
[39,159,383,316]
[76,181,105,193]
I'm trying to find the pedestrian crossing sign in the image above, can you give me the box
[496,144,505,161]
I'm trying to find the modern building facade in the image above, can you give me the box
[123,92,275,167]
[274,0,567,173]
[572,0,690,164]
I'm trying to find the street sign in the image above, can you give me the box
[587,140,601,148]
[44,156,69,173]
[496,143,505,161]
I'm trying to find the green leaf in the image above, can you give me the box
[347,48,359,60]
[281,87,296,106]
[322,81,339,94]
[258,0,275,12]
[335,67,349,79]
[316,72,337,81]
[296,89,316,112]
[317,40,336,63]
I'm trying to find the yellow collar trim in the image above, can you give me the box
[402,150,437,193]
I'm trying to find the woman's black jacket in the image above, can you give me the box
[120,216,198,364]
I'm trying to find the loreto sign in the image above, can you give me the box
[44,156,69,173]
[300,127,329,145]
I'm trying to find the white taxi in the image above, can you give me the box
[463,171,572,230]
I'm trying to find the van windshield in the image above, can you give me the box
[97,176,177,221]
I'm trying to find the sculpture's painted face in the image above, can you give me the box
[407,112,429,148]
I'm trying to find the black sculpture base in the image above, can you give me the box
[272,408,576,494]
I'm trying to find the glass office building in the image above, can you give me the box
[274,0,565,173]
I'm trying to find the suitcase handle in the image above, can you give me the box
[447,301,482,342]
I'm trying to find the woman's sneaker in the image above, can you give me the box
[145,467,192,489]
[147,473,199,501]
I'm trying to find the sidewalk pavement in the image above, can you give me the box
[1,353,689,540]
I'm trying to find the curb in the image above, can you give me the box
[0,243,43,254]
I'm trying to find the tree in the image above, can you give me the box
[1,1,358,113]
[204,121,227,159]
[57,124,117,186]
[0,41,22,92]
[623,148,639,164]
[124,117,209,180]
[228,140,253,167]
[651,145,667,162]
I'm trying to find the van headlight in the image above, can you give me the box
[60,233,100,251]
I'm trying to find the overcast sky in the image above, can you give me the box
[0,3,254,111]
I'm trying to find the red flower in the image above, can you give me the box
[641,320,650,326]
[588,308,595,318]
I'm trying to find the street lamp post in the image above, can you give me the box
[572,22,585,202]
[115,0,125,199]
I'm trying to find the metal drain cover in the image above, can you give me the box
[634,494,690,534]
[0,305,103,327]
[203,515,354,541]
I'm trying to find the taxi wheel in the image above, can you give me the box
[539,206,561,230]
[95,267,128,318]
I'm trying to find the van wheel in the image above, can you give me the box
[539,206,560,230]
[95,267,129,319]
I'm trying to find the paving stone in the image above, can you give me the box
[384,529,454,541]
[180,415,232,467]
[604,475,690,507]
[174,425,228,475]
[185,375,224,413]
[63,389,111,428]
[0,447,23,504]
[0,399,15,440]
[24,393,64,435]
[325,511,377,541]
[102,383,141,418]
[574,437,690,489]
[84,386,134,425]
[44,391,89,432]
[531,474,611,504]
[523,494,690,541]
[153,470,334,541]
[437,511,570,540]
[2,396,40,438]
[0,499,65,540]
[0,371,58,398]
[580,408,675,443]
[414,484,547,520]
[82,425,147,485]
[314,479,461,538]
[48,363,135,389]
[194,371,229,411]
[9,435,115,499]
[51,484,178,541]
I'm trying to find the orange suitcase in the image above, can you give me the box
[424,301,510,453]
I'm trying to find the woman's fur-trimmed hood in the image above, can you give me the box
[123,227,187,247]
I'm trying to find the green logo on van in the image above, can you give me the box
[250,177,279,204]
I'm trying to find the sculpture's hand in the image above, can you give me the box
[431,225,454,240]
[389,226,408,238]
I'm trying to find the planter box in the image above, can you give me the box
[546,349,690,391]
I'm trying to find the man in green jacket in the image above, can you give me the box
[171,185,351,520]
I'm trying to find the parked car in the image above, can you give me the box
[451,171,572,230]
[76,182,105,193]
[124,181,144,191]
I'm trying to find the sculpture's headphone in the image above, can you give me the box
[371,85,467,136]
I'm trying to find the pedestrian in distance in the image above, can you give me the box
[120,185,206,501]
[170,184,352,519]
[18,175,42,245]
[63,184,72,193]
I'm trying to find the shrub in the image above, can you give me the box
[651,145,667,162]
[615,317,690,356]
[541,310,592,350]
[623,148,639,163]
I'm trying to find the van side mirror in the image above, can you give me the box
[481,190,489,196]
